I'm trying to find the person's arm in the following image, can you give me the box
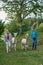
[4,34,6,42]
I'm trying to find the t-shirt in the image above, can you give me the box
[6,33,9,40]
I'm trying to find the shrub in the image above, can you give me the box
[38,23,43,32]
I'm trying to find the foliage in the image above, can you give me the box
[1,0,43,34]
[38,19,43,25]
[0,20,5,37]
[38,23,43,32]
[6,20,19,36]
[6,19,31,35]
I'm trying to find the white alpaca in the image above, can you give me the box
[21,33,28,50]
[12,33,17,51]
[12,37,17,51]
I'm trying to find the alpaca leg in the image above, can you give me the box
[21,44,24,50]
[14,44,16,51]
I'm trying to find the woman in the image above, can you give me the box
[4,30,12,53]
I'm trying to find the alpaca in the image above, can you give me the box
[12,33,17,51]
[21,33,28,50]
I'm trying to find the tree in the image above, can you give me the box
[6,20,19,35]
[0,20,5,37]
[1,0,43,34]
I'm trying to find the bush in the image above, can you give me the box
[0,20,5,37]
[38,23,43,32]
[6,21,19,36]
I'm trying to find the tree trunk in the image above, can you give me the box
[19,22,22,34]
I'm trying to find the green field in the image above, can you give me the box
[0,31,43,65]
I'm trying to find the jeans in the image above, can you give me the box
[6,41,11,53]
[32,38,37,49]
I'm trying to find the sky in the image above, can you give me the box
[0,1,7,22]
[0,10,7,21]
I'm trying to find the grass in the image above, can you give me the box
[0,31,43,65]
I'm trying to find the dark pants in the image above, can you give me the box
[32,38,37,49]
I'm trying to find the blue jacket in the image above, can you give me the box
[30,30,38,40]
